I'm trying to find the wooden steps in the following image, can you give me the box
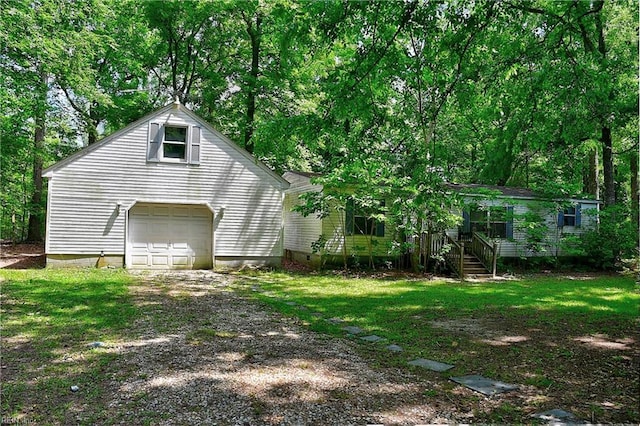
[461,254,493,278]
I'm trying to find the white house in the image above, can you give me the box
[283,171,600,271]
[283,171,394,267]
[447,183,600,258]
[43,100,289,269]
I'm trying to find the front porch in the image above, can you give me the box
[421,231,499,279]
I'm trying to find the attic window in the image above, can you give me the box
[148,122,201,164]
[163,126,187,160]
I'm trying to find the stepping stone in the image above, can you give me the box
[531,409,581,424]
[386,344,403,352]
[285,301,297,306]
[360,335,386,343]
[450,375,518,396]
[327,317,344,324]
[408,358,454,372]
[342,326,364,335]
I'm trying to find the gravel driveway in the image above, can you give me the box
[100,271,457,425]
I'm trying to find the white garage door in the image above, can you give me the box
[128,203,213,269]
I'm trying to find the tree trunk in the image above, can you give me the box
[601,126,615,206]
[631,148,639,226]
[27,72,46,242]
[243,13,261,154]
[583,148,599,199]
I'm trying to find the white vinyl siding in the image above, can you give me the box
[45,107,285,260]
[283,174,323,253]
[451,197,599,258]
[282,173,394,258]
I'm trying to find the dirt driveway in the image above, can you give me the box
[97,271,461,425]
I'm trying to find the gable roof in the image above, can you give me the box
[446,183,538,199]
[284,171,597,203]
[43,102,289,189]
[446,183,599,203]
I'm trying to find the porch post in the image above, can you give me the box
[491,241,498,278]
[459,242,465,281]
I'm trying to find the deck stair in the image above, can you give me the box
[461,253,493,278]
[426,231,497,279]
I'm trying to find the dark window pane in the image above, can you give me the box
[490,223,507,238]
[354,216,375,235]
[164,143,186,159]
[470,210,485,222]
[563,207,576,226]
[165,126,187,142]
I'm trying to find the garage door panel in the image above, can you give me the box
[172,256,189,266]
[173,206,190,217]
[131,255,149,266]
[190,238,208,251]
[153,206,170,216]
[128,203,212,269]
[151,255,169,266]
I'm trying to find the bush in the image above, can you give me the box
[581,205,639,270]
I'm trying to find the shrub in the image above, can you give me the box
[581,205,638,270]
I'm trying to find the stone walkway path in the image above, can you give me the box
[252,280,583,424]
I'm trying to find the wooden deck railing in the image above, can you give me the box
[421,231,498,279]
[470,231,498,277]
[444,234,464,279]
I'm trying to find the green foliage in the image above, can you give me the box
[1,0,637,247]
[517,210,549,255]
[580,205,639,270]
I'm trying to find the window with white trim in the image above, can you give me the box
[562,206,576,227]
[163,126,187,160]
[147,122,201,164]
[463,205,513,239]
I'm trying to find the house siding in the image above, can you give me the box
[45,107,285,264]
[283,173,323,254]
[321,206,394,258]
[452,197,599,258]
[282,173,394,260]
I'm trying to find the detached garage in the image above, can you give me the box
[43,100,289,269]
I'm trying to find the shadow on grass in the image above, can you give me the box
[256,273,639,326]
[246,273,640,423]
[0,269,137,423]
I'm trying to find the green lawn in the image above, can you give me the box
[0,269,137,424]
[241,271,640,423]
[2,268,638,423]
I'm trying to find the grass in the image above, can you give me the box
[2,267,638,423]
[240,271,640,423]
[0,269,137,424]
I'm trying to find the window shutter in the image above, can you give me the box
[190,126,201,164]
[506,206,514,239]
[462,211,471,234]
[557,211,564,227]
[148,123,161,162]
[575,203,582,227]
[345,199,354,236]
